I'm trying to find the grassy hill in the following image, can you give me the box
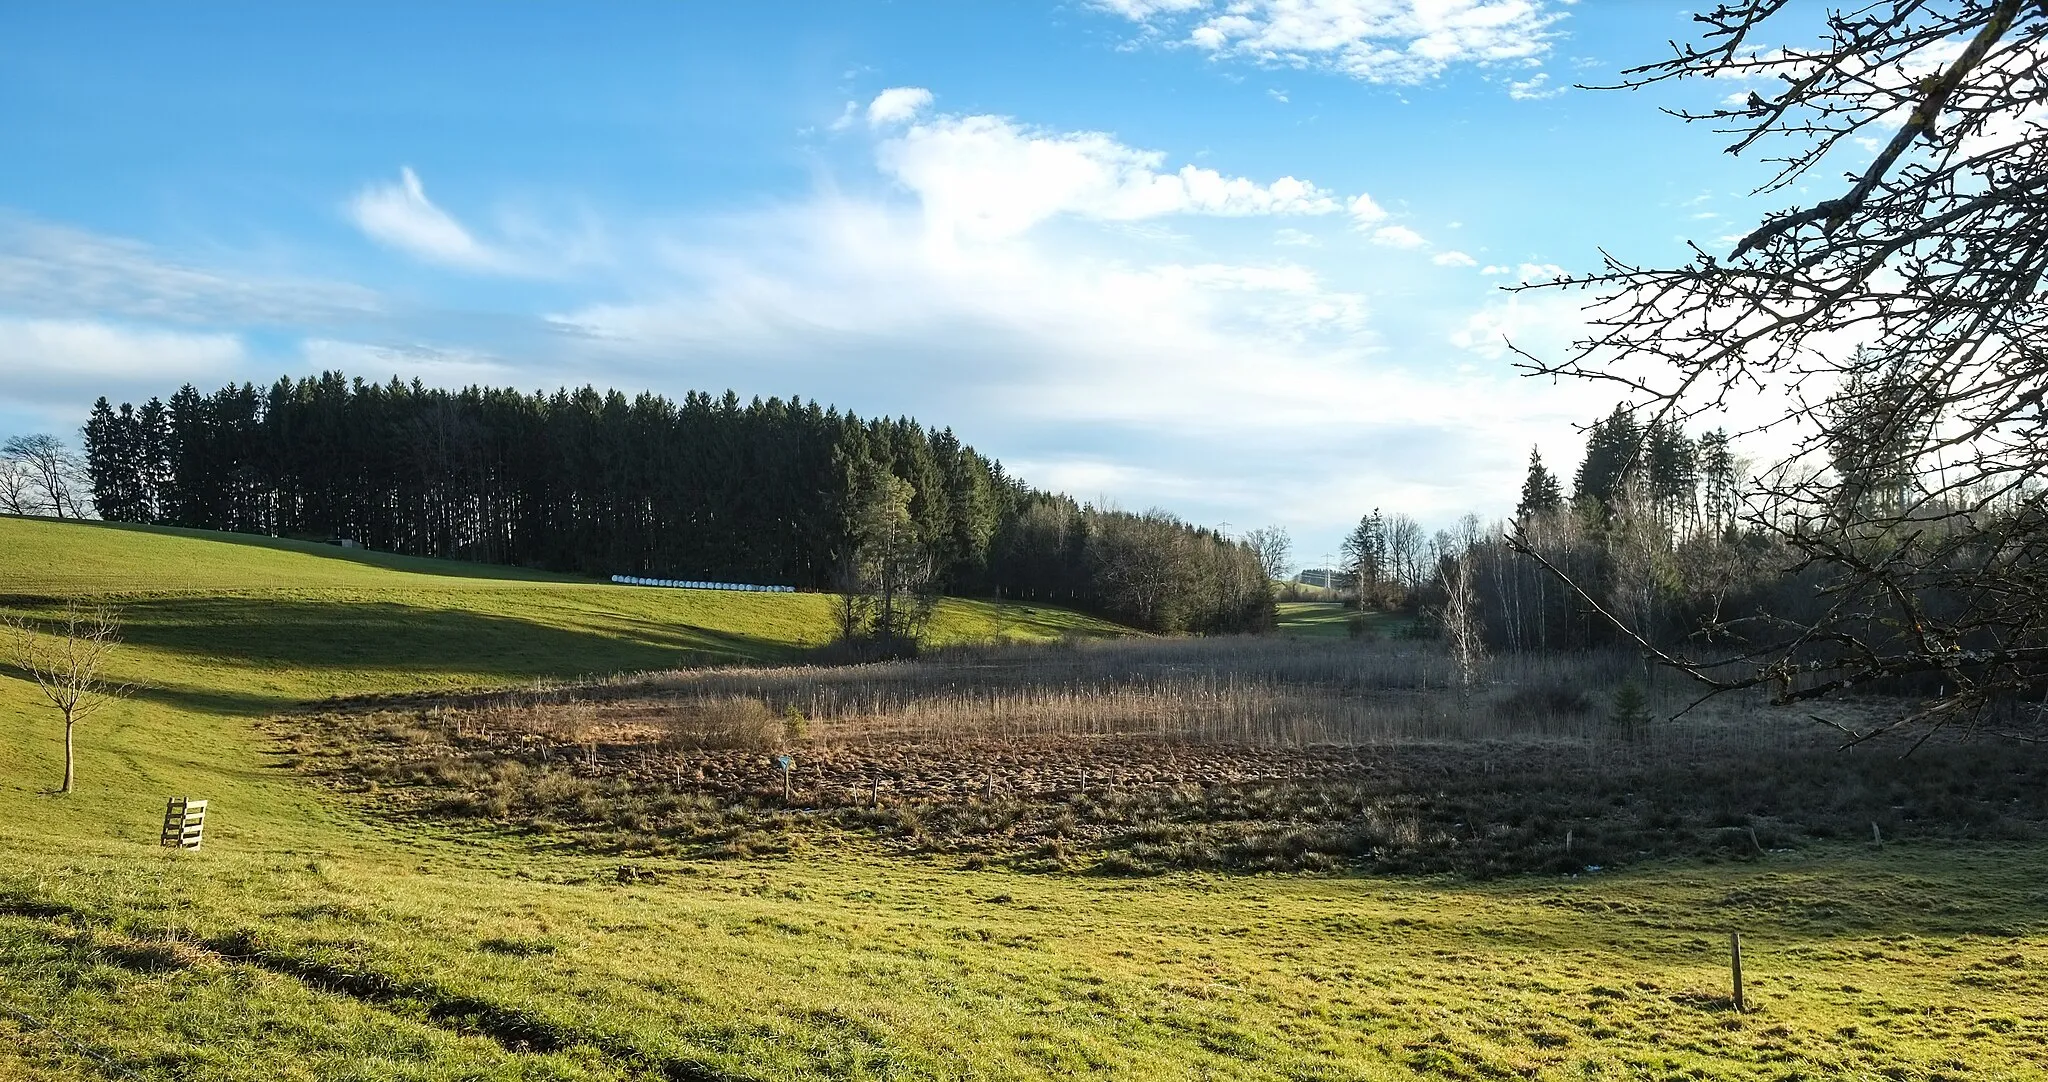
[0,516,1122,843]
[1,514,2044,1080]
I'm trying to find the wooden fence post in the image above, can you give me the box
[1730,931,1745,1013]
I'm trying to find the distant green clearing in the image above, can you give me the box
[1274,601,1415,639]
[0,514,2043,1080]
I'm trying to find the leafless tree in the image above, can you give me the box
[1,434,88,519]
[1512,0,2048,742]
[0,456,34,516]
[5,604,127,794]
[1439,547,1486,689]
[1384,513,1428,596]
[1242,525,1294,583]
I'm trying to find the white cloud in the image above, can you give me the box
[347,167,521,273]
[540,181,1606,536]
[1347,192,1388,225]
[0,316,245,422]
[1273,227,1319,246]
[873,104,1350,242]
[1103,0,1567,85]
[1371,224,1428,248]
[1507,72,1562,100]
[0,316,243,378]
[1432,249,1478,266]
[866,86,934,127]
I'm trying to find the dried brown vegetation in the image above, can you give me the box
[284,638,2048,876]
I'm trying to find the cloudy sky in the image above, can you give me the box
[0,1,1790,564]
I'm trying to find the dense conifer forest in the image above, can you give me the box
[80,373,1272,634]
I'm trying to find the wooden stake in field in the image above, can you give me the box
[777,754,794,802]
[1729,932,1745,1013]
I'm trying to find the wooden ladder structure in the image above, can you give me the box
[161,797,208,850]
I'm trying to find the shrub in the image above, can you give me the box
[657,696,779,750]
[1608,682,1651,739]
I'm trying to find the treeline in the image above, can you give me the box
[1338,404,1766,654]
[1477,405,1755,653]
[81,374,1271,634]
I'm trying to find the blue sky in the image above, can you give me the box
[0,1,1784,566]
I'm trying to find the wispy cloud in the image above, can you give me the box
[1097,0,1567,86]
[0,216,382,327]
[347,167,524,274]
[0,215,580,383]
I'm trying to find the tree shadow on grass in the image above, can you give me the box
[80,520,593,583]
[110,597,800,687]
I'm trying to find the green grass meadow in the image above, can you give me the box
[1,516,2044,1080]
[1274,602,1415,640]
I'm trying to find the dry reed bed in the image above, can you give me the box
[287,638,2047,874]
[430,637,1822,759]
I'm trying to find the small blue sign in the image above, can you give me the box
[776,754,794,771]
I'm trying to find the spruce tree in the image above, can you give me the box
[83,397,139,521]
[1514,447,1563,523]
[1573,405,1644,515]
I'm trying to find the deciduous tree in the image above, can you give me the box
[4,604,126,794]
[1516,0,2048,737]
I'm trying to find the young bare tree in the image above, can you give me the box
[4,604,127,794]
[1513,0,2048,741]
[1439,546,1486,689]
